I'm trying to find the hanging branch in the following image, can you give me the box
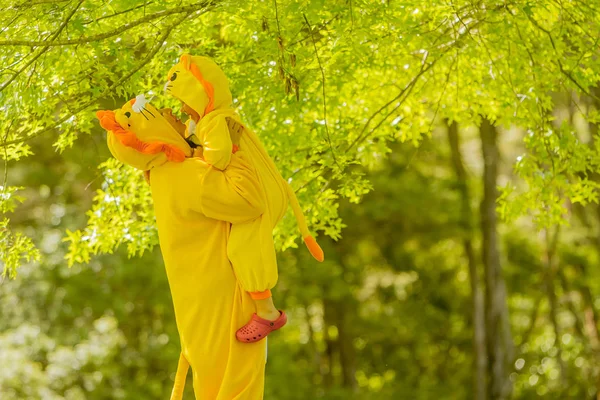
[0,11,196,148]
[0,1,216,47]
[14,0,70,6]
[344,12,486,153]
[302,13,339,169]
[82,2,154,25]
[344,56,435,153]
[521,10,600,102]
[0,0,85,94]
[1,120,16,194]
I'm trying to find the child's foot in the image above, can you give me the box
[236,311,287,343]
[256,309,281,321]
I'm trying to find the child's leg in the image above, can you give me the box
[249,290,280,321]
[237,290,287,343]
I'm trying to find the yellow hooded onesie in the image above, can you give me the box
[164,54,324,300]
[98,96,268,399]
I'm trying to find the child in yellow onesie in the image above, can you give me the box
[164,54,324,343]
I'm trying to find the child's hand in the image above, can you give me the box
[143,170,151,185]
[226,117,243,146]
[192,147,204,159]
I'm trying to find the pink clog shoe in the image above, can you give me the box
[236,311,287,343]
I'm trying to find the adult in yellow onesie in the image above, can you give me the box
[163,54,324,342]
[97,96,267,400]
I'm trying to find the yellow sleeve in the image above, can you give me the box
[201,116,233,171]
[195,150,265,223]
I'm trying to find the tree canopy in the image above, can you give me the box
[2,0,599,275]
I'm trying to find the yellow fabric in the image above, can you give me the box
[197,114,233,171]
[170,353,189,400]
[106,101,192,170]
[101,100,268,399]
[202,109,287,293]
[150,152,267,400]
[166,55,290,294]
[167,56,321,257]
[166,55,232,118]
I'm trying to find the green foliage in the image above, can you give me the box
[64,158,157,266]
[0,186,25,214]
[1,0,600,268]
[0,218,40,278]
[3,1,600,399]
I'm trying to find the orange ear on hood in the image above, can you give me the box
[180,54,192,69]
[178,53,215,115]
[96,110,118,131]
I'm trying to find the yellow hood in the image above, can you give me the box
[164,54,233,118]
[98,96,192,171]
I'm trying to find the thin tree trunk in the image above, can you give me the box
[517,295,542,350]
[338,262,358,391]
[303,303,324,383]
[556,268,586,341]
[576,263,600,400]
[323,296,358,391]
[543,227,567,382]
[585,86,600,399]
[447,120,487,400]
[337,303,358,390]
[323,298,336,388]
[567,195,600,398]
[479,118,514,400]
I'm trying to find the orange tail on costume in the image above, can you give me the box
[240,125,324,262]
[170,353,190,400]
[283,181,324,262]
[238,122,325,262]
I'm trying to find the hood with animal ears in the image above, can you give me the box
[97,94,192,171]
[164,54,233,120]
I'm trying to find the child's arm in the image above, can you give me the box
[201,116,233,171]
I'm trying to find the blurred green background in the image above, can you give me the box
[4,125,599,399]
[2,1,600,399]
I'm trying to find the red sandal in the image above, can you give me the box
[236,311,287,343]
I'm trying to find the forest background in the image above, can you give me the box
[2,1,600,399]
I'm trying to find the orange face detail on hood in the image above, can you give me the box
[97,95,192,171]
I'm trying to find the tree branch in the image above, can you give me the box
[517,296,542,350]
[524,10,600,102]
[344,14,486,153]
[82,2,154,26]
[344,56,434,153]
[303,13,339,169]
[426,56,456,133]
[0,11,194,148]
[0,1,216,47]
[2,120,16,192]
[14,0,70,6]
[0,0,84,94]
